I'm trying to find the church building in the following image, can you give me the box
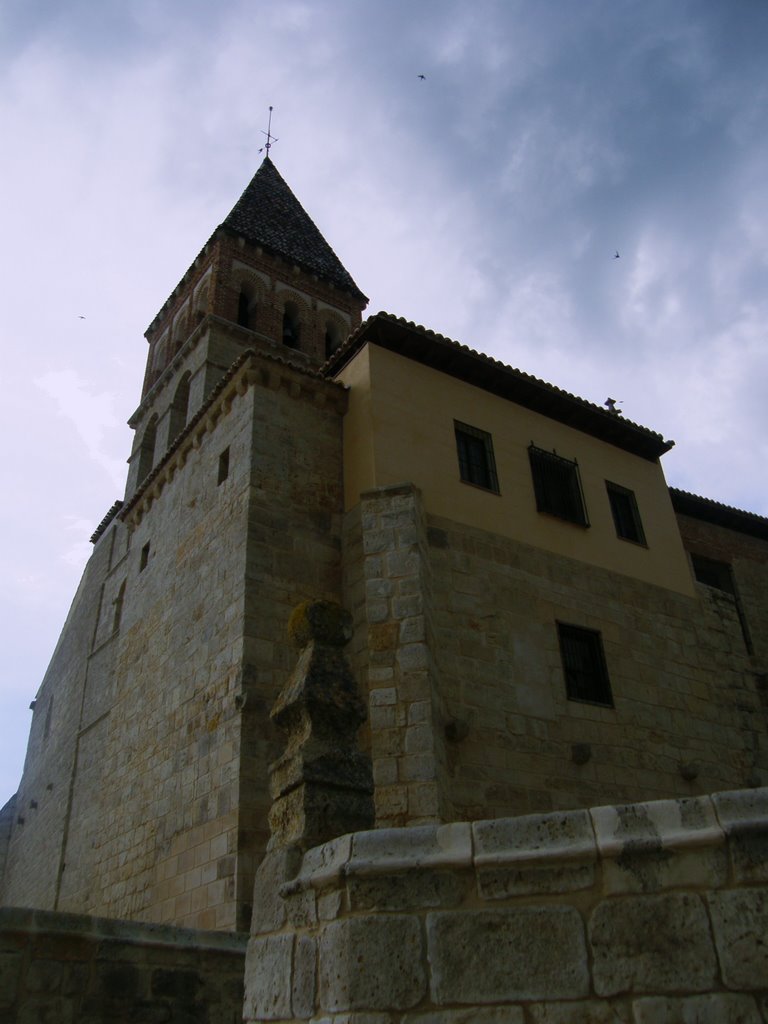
[1,157,766,935]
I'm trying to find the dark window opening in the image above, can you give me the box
[140,542,150,572]
[529,444,588,525]
[136,416,158,485]
[690,554,753,654]
[606,481,646,544]
[454,421,499,493]
[168,371,191,442]
[558,623,613,706]
[112,580,126,633]
[218,447,230,485]
[325,322,342,360]
[282,302,301,348]
[237,284,256,329]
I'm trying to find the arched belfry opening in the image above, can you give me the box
[136,415,158,484]
[282,301,301,349]
[168,371,191,443]
[237,282,257,330]
[325,320,343,360]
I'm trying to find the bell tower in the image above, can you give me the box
[1,156,367,932]
[127,157,367,498]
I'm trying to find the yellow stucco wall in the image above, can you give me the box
[337,343,695,596]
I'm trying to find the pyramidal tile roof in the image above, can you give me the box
[222,157,366,300]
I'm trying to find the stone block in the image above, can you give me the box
[369,688,397,706]
[243,933,293,1021]
[600,845,728,896]
[632,994,762,1023]
[295,833,352,890]
[711,787,768,884]
[350,823,471,874]
[250,847,302,933]
[708,889,768,989]
[427,907,588,1004]
[347,868,467,912]
[590,796,721,859]
[397,643,430,672]
[474,808,596,898]
[0,952,21,1009]
[405,1009,524,1023]
[473,808,596,865]
[528,1002,629,1023]
[26,957,65,993]
[588,893,717,995]
[318,915,425,1011]
[292,934,316,1018]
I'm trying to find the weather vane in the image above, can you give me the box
[259,106,278,156]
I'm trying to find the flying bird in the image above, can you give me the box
[77,315,86,319]
[417,74,426,80]
[614,251,620,259]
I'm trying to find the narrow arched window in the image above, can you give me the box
[136,415,158,484]
[112,580,126,633]
[282,301,301,349]
[168,372,191,442]
[237,283,256,329]
[325,321,342,360]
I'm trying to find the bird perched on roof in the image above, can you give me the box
[604,397,623,414]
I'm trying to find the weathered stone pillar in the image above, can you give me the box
[357,483,452,827]
[266,600,375,850]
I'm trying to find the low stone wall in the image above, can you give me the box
[0,906,246,1023]
[245,787,768,1023]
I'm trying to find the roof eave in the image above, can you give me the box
[326,313,673,462]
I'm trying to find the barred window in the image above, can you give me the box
[558,623,613,706]
[528,445,588,525]
[606,481,646,544]
[454,421,499,493]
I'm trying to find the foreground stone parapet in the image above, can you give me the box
[244,787,768,1022]
[268,601,374,850]
[0,906,246,1023]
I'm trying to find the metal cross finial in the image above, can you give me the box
[259,106,278,156]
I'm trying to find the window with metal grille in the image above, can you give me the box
[454,421,499,493]
[606,481,646,544]
[558,623,613,706]
[528,445,588,525]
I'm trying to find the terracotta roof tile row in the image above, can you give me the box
[669,488,768,540]
[326,311,674,461]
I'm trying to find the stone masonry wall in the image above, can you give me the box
[2,346,348,934]
[0,906,246,1023]
[675,512,768,665]
[426,512,766,819]
[244,787,768,1023]
[344,484,766,828]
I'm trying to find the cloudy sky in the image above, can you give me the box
[1,0,767,801]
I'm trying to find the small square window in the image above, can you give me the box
[529,445,588,525]
[454,421,499,493]
[606,482,646,544]
[139,542,150,572]
[558,622,613,706]
[218,447,230,485]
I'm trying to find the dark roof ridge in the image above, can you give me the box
[327,311,673,460]
[221,157,367,301]
[669,487,768,539]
